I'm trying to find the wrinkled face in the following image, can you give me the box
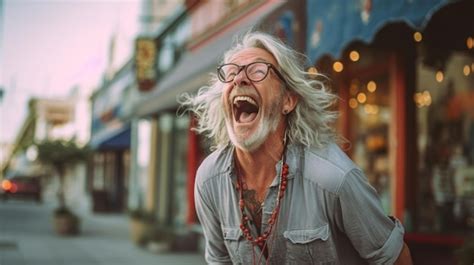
[221,47,286,152]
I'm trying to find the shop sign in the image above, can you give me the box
[135,37,157,92]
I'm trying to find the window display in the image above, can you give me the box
[415,52,474,233]
[171,115,190,227]
[348,73,393,213]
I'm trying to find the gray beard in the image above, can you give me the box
[226,99,282,152]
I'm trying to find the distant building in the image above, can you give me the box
[2,95,91,211]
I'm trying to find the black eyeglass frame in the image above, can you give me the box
[217,62,287,84]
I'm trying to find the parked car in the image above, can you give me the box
[1,176,42,202]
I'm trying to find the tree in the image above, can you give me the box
[35,139,89,209]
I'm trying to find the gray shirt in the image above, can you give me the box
[195,143,405,265]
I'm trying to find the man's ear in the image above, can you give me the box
[282,91,298,115]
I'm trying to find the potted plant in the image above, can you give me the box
[35,139,89,236]
[53,206,80,235]
[145,225,174,253]
[128,209,155,245]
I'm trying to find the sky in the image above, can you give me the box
[0,0,141,144]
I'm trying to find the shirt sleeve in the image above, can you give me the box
[334,168,405,265]
[195,177,232,265]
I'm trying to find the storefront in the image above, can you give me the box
[307,0,473,263]
[90,61,134,212]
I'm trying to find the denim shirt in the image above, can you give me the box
[195,143,405,265]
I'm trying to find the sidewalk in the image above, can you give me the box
[0,200,207,265]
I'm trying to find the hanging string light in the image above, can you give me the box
[414,90,432,108]
[349,98,358,109]
[463,65,471,76]
[435,71,444,83]
[349,50,360,62]
[333,61,344,72]
[467,37,473,49]
[413,32,423,43]
[367,81,377,92]
[357,92,367,103]
[307,67,318,76]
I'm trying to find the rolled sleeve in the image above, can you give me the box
[334,168,405,265]
[366,218,405,264]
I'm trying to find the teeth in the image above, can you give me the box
[233,96,257,106]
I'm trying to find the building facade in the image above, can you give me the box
[307,0,473,263]
[89,60,136,212]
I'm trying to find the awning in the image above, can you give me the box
[306,0,452,63]
[133,1,285,117]
[89,123,131,151]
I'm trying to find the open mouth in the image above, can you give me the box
[233,96,259,123]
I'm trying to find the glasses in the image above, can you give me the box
[217,62,286,84]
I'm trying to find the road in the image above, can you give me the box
[0,200,206,265]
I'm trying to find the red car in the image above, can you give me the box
[1,176,42,202]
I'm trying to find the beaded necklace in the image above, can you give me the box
[236,144,289,264]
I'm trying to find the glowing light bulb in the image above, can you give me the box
[467,37,474,49]
[435,71,444,83]
[349,51,360,62]
[413,32,423,42]
[463,65,471,76]
[367,81,377,92]
[333,61,344,72]
[349,98,358,109]
[357,92,367,103]
[308,67,318,75]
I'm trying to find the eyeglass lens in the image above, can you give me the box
[218,62,269,83]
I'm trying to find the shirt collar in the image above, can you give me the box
[225,143,302,187]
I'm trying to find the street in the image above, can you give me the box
[0,200,206,265]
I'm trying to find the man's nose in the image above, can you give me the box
[233,69,250,87]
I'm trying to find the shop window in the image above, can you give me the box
[158,35,174,74]
[157,114,174,224]
[171,115,190,227]
[317,46,397,215]
[105,152,116,191]
[415,52,474,233]
[156,17,190,77]
[93,153,105,190]
[348,72,393,213]
[123,150,130,197]
[135,118,153,208]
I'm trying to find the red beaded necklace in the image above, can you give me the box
[236,148,289,263]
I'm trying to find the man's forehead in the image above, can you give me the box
[228,47,277,64]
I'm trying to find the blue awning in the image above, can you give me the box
[89,124,131,151]
[306,0,452,63]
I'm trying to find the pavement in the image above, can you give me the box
[0,199,207,265]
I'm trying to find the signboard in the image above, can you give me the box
[135,37,157,92]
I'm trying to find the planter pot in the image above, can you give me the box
[129,218,151,245]
[53,214,80,236]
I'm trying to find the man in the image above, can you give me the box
[180,32,412,265]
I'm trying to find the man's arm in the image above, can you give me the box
[333,169,409,264]
[394,243,413,265]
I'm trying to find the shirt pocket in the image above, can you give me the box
[283,224,336,265]
[222,227,242,264]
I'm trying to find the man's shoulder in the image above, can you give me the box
[302,143,358,194]
[196,146,232,186]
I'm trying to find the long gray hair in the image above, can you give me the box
[179,31,338,150]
